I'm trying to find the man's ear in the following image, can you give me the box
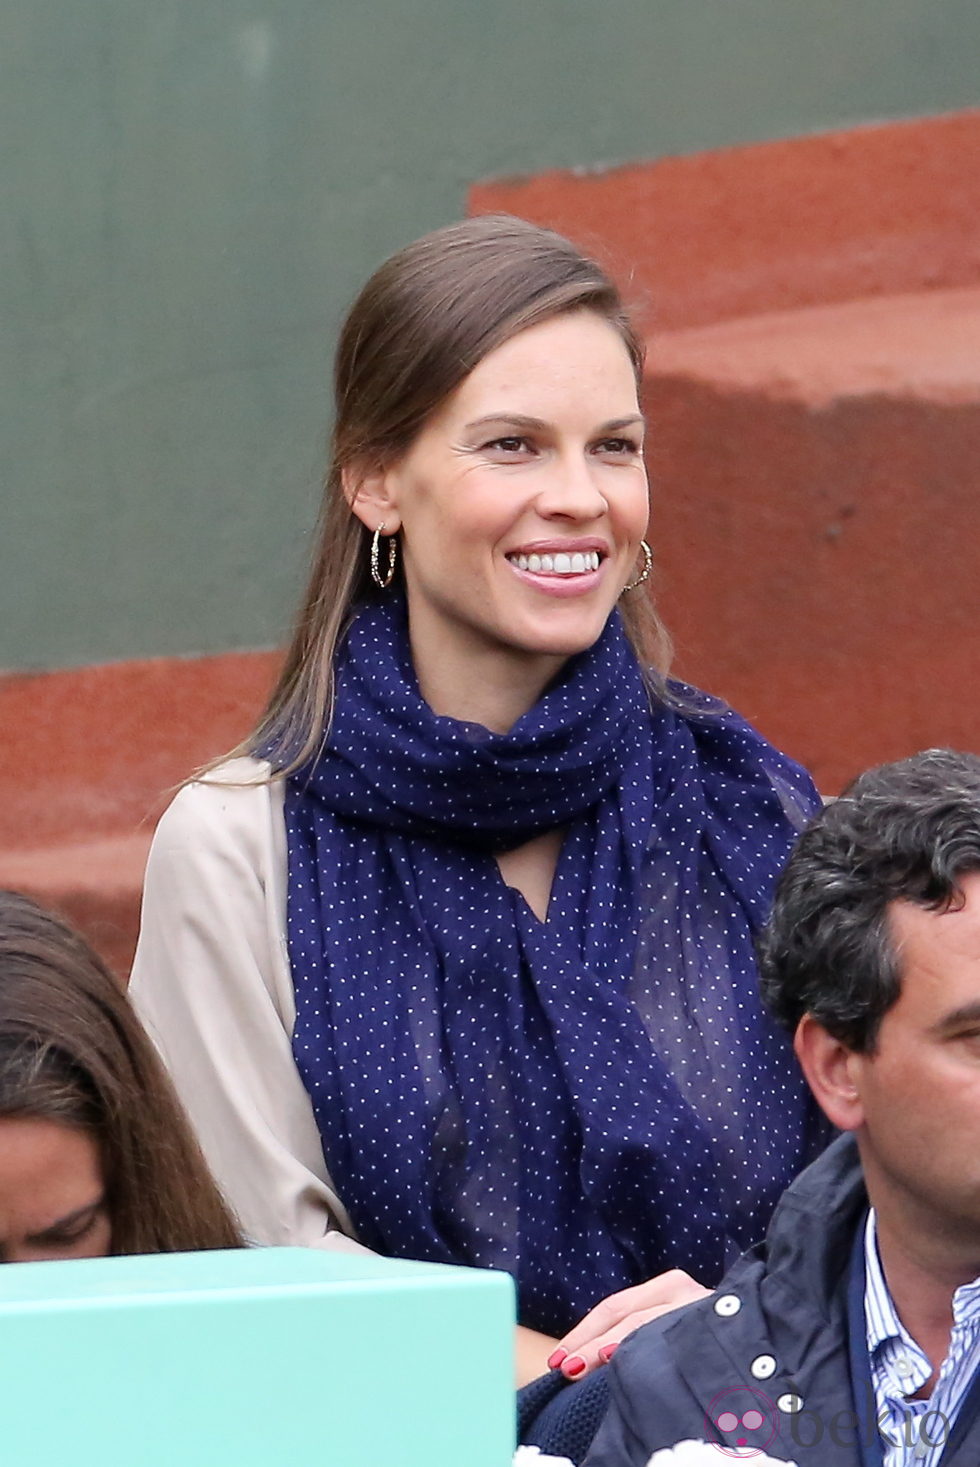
[793,1013,866,1133]
[341,460,401,535]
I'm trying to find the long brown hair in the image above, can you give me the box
[241,213,671,774]
[0,891,241,1255]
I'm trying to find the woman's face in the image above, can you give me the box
[0,1115,111,1263]
[354,309,649,710]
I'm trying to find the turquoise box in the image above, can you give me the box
[0,1246,515,1466]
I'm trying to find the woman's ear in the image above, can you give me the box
[341,460,402,534]
[793,1013,866,1133]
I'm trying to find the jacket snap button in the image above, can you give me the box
[777,1392,803,1414]
[750,1354,776,1380]
[714,1294,741,1317]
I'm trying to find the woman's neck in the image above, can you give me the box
[409,627,568,734]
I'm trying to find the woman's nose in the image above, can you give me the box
[534,455,607,519]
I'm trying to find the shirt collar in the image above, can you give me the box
[952,1274,980,1328]
[864,1209,910,1354]
[865,1209,980,1339]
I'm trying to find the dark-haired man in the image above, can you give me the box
[581,748,980,1466]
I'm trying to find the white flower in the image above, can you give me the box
[645,1442,798,1466]
[512,1448,576,1467]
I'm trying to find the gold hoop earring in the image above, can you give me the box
[370,523,398,589]
[622,540,653,593]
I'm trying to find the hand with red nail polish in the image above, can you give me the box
[547,1269,712,1380]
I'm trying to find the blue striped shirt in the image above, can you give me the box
[865,1210,980,1465]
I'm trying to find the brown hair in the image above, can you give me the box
[0,891,242,1255]
[242,213,671,773]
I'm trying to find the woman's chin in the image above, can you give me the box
[505,605,614,661]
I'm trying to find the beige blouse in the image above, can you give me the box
[130,757,368,1254]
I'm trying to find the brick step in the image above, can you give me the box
[469,109,980,332]
[643,284,980,793]
[647,285,980,406]
[0,834,152,982]
[0,649,278,977]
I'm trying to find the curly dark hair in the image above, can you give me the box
[758,749,980,1052]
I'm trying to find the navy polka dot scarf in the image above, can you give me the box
[282,598,828,1335]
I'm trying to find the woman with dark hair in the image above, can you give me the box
[131,215,829,1382]
[0,889,240,1261]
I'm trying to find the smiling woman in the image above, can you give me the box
[350,311,650,732]
[0,890,241,1262]
[130,215,832,1392]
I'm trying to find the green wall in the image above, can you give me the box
[4,0,979,671]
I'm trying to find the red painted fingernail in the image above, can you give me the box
[598,1343,619,1363]
[563,1355,586,1378]
[547,1348,567,1370]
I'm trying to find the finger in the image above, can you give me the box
[557,1305,672,1379]
[554,1271,700,1357]
[557,1287,712,1381]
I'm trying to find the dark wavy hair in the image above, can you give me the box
[0,890,242,1254]
[758,749,980,1053]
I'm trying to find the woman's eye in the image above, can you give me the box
[595,436,641,456]
[485,436,531,454]
[37,1210,101,1249]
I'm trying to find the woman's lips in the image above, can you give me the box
[505,554,605,598]
[507,549,601,575]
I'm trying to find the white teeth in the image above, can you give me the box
[508,550,602,575]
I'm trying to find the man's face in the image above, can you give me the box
[849,870,980,1266]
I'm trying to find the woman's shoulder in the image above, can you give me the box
[151,756,285,869]
[163,754,278,813]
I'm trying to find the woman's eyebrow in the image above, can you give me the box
[27,1195,104,1243]
[464,412,645,433]
[597,415,645,433]
[464,413,548,432]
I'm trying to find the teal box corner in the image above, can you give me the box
[0,1246,515,1466]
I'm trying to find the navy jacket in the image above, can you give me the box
[527,1137,980,1466]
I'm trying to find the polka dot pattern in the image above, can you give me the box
[281,599,829,1337]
